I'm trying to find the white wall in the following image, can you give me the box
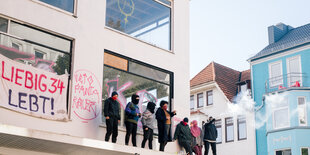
[190,84,256,155]
[0,0,190,154]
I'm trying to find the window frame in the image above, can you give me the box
[215,119,222,144]
[102,49,174,127]
[237,115,247,141]
[273,102,290,129]
[190,95,195,110]
[0,16,73,111]
[268,60,283,88]
[31,0,78,16]
[104,0,173,52]
[197,93,204,108]
[286,55,302,87]
[301,147,309,155]
[225,117,234,143]
[206,90,213,106]
[297,96,307,126]
[274,148,291,155]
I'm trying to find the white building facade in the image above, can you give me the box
[0,0,190,154]
[190,62,256,155]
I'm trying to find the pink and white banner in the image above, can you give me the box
[0,54,68,120]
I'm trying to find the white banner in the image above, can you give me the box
[0,54,68,121]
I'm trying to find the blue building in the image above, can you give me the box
[249,23,310,155]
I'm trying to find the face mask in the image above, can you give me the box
[132,98,139,104]
[112,96,117,101]
[183,121,188,126]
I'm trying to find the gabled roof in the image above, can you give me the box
[249,23,310,61]
[190,62,241,101]
[240,69,251,82]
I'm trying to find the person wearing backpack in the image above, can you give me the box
[125,94,141,146]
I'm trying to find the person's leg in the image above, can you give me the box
[148,129,153,149]
[125,121,133,145]
[198,145,203,155]
[204,141,210,155]
[111,117,118,143]
[183,142,193,155]
[131,123,137,146]
[210,142,216,155]
[105,118,112,142]
[159,142,164,151]
[141,128,149,148]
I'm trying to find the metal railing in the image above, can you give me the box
[265,73,308,93]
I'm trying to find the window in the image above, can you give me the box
[207,90,213,106]
[237,115,247,140]
[0,19,72,75]
[302,148,309,155]
[273,99,289,129]
[298,97,307,126]
[197,93,204,108]
[102,51,173,133]
[106,0,171,50]
[190,95,194,110]
[269,61,283,88]
[39,0,75,13]
[0,17,8,32]
[287,56,302,86]
[215,119,222,143]
[225,117,234,142]
[275,149,291,155]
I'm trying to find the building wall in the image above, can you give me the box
[0,0,190,153]
[190,84,256,155]
[251,45,310,155]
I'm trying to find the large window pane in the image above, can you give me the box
[10,22,71,53]
[207,90,213,106]
[269,61,283,87]
[129,61,170,84]
[39,0,75,13]
[102,65,170,133]
[106,0,171,50]
[274,108,289,129]
[0,17,8,33]
[302,148,309,155]
[287,56,301,86]
[276,149,291,155]
[0,34,70,75]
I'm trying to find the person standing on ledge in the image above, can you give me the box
[104,91,120,143]
[155,100,176,152]
[125,94,141,146]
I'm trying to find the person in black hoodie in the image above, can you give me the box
[155,100,176,152]
[174,117,193,155]
[104,91,120,143]
[203,116,217,155]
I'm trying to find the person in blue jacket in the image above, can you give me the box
[125,94,141,146]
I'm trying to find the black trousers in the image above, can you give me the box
[179,141,193,155]
[159,125,170,151]
[141,128,154,149]
[204,141,216,155]
[105,117,118,143]
[125,121,138,146]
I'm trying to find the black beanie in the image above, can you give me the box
[183,117,189,123]
[111,91,118,97]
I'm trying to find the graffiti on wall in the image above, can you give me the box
[72,69,101,123]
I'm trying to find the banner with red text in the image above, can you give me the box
[0,54,68,121]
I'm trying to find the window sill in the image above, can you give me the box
[104,26,173,54]
[225,140,234,143]
[30,0,77,18]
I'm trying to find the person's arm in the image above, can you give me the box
[117,101,120,120]
[155,109,165,122]
[173,124,180,140]
[125,103,137,116]
[141,112,148,128]
[103,99,109,117]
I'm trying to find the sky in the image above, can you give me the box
[190,0,310,78]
